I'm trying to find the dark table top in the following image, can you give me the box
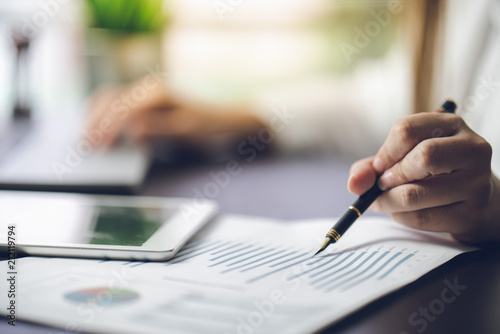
[2,154,500,334]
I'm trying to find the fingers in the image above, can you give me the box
[85,80,174,147]
[390,202,470,234]
[128,108,197,141]
[348,112,489,199]
[87,86,121,131]
[373,113,464,174]
[348,157,377,195]
[391,200,496,243]
[378,132,484,189]
[86,86,124,148]
[372,173,468,213]
[121,79,176,117]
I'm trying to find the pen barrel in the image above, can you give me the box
[331,209,359,237]
[353,180,384,214]
[328,179,384,241]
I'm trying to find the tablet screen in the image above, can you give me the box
[88,206,167,246]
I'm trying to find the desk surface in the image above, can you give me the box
[2,155,500,334]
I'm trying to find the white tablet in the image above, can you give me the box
[0,191,217,261]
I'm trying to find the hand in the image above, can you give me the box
[86,79,264,148]
[348,111,500,244]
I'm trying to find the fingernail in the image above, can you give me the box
[347,175,354,194]
[373,157,384,173]
[379,171,394,191]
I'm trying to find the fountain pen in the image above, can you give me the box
[312,99,457,257]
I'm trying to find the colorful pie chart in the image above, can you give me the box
[64,287,139,306]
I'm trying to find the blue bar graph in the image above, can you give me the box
[210,244,249,260]
[378,253,415,279]
[208,246,264,267]
[226,248,273,267]
[240,251,298,272]
[221,249,285,274]
[173,240,222,259]
[246,253,311,284]
[340,252,402,291]
[157,236,418,294]
[315,251,377,290]
[286,254,338,280]
[326,251,390,292]
[168,241,227,264]
[220,248,277,274]
[270,253,308,268]
[210,244,254,262]
[308,252,354,279]
[311,252,365,285]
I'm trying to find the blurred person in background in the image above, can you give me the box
[88,0,500,243]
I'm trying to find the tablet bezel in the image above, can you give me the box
[0,191,218,261]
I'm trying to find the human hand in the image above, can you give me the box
[348,111,500,244]
[86,79,263,148]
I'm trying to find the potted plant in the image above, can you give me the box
[84,0,168,89]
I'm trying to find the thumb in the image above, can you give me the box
[348,156,377,195]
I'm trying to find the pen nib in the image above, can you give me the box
[312,238,331,258]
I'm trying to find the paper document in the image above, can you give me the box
[1,215,475,334]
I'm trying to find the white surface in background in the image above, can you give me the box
[0,114,150,186]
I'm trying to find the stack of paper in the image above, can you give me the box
[0,215,474,333]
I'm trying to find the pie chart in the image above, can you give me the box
[64,287,139,306]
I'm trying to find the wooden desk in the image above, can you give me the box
[2,155,500,333]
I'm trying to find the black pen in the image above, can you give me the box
[312,99,457,257]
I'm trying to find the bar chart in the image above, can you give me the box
[149,237,426,293]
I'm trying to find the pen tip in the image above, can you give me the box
[312,238,331,258]
[311,249,322,258]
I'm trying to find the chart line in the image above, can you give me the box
[314,251,376,289]
[168,241,227,264]
[170,240,222,262]
[210,245,254,262]
[326,251,390,292]
[246,254,312,284]
[240,251,297,273]
[287,254,339,280]
[221,249,286,274]
[310,252,365,285]
[270,253,308,268]
[210,243,244,256]
[209,246,264,267]
[378,253,414,280]
[308,252,354,279]
[340,252,402,291]
[226,248,274,267]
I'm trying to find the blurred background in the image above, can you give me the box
[0,0,399,120]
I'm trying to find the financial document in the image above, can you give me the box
[1,215,475,334]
